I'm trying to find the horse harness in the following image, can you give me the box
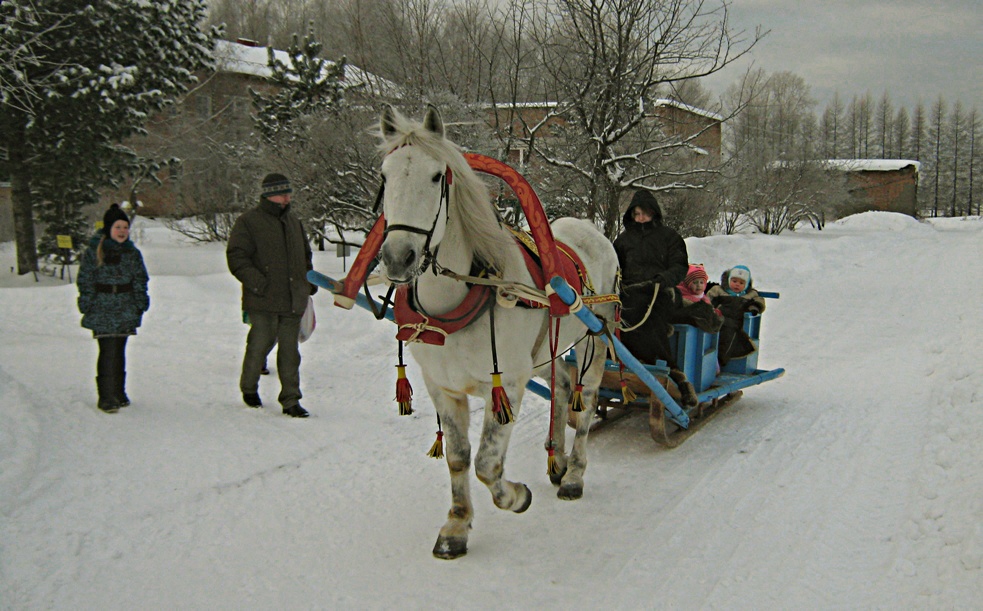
[392,229,594,346]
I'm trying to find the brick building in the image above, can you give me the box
[485,98,721,166]
[824,159,920,217]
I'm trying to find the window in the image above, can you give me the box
[195,94,212,119]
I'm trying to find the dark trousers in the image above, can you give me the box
[96,336,128,406]
[619,291,678,369]
[97,336,128,380]
[240,311,302,408]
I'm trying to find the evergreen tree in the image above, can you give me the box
[250,24,349,145]
[0,0,217,273]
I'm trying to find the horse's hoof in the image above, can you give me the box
[433,536,468,559]
[557,483,583,500]
[514,484,532,513]
[548,467,566,486]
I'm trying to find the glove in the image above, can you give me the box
[746,303,761,315]
[309,282,319,296]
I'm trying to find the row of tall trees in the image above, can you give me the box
[205,0,979,234]
[816,92,980,217]
[726,69,981,225]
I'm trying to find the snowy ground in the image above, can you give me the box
[1,212,981,609]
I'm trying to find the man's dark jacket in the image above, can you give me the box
[227,198,313,315]
[613,197,689,290]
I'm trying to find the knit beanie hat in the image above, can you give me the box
[261,173,292,198]
[729,265,751,283]
[102,204,129,236]
[684,264,709,286]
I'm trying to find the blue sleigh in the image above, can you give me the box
[309,270,784,448]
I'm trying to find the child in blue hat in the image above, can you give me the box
[707,265,765,364]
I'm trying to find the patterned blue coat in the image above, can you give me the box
[77,234,150,337]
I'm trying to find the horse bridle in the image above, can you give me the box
[377,165,453,276]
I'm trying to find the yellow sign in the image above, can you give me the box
[56,235,73,249]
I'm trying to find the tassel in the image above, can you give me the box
[395,364,413,415]
[620,379,637,404]
[427,431,444,459]
[569,383,586,412]
[546,446,560,476]
[491,372,514,425]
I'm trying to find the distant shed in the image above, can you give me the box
[825,159,920,218]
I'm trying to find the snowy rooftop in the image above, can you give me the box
[771,159,921,173]
[489,98,723,122]
[651,98,723,122]
[212,39,398,97]
[823,159,921,172]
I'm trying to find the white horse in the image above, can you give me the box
[377,105,619,559]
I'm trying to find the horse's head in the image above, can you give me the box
[377,105,452,284]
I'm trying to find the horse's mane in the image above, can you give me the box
[377,110,514,272]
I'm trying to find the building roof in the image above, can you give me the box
[651,98,723,122]
[212,39,398,97]
[488,98,722,121]
[822,159,921,173]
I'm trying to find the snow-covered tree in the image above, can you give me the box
[250,25,348,144]
[249,26,387,242]
[505,0,761,238]
[0,0,217,274]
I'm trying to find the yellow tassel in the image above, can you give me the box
[395,364,413,415]
[569,383,585,412]
[491,372,514,425]
[547,448,560,476]
[427,431,444,459]
[620,379,637,404]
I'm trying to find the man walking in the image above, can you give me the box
[227,173,316,418]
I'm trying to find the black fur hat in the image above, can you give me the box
[102,204,129,236]
[261,173,292,198]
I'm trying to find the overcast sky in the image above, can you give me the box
[701,0,982,113]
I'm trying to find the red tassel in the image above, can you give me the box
[395,365,413,415]
[491,372,514,425]
[620,379,637,404]
[546,446,560,476]
[569,383,585,412]
[427,431,444,459]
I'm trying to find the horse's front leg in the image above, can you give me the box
[427,384,474,560]
[557,337,606,500]
[474,381,532,514]
[547,362,573,487]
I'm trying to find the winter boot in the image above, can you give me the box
[669,369,699,408]
[283,404,309,418]
[118,371,130,407]
[96,376,121,413]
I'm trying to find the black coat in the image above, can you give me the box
[613,205,689,290]
[613,201,689,367]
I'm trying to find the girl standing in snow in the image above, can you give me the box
[77,204,150,413]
